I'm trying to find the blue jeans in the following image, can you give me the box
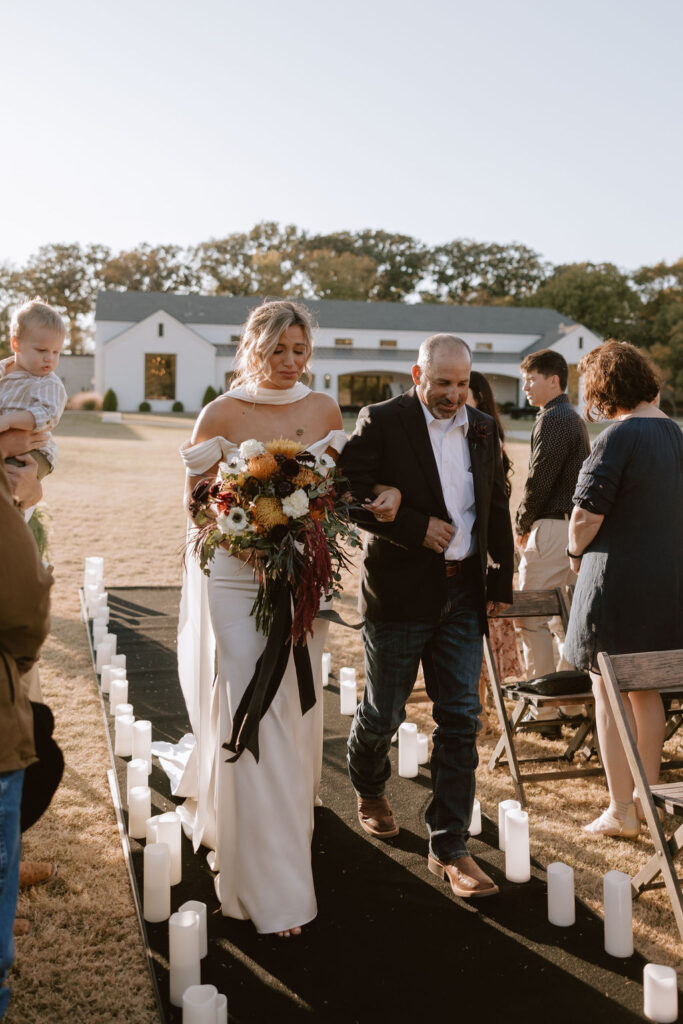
[0,770,24,1020]
[348,569,483,862]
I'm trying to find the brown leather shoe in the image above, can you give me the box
[428,854,499,897]
[19,860,56,889]
[357,795,399,838]
[13,917,31,937]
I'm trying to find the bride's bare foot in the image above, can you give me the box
[276,926,302,938]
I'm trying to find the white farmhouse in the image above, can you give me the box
[94,291,602,412]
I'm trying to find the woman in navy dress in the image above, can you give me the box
[564,341,683,838]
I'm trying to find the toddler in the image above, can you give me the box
[0,298,68,478]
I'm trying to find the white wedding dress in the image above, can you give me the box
[177,427,347,933]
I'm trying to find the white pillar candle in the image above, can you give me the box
[215,993,227,1024]
[603,870,634,957]
[111,653,126,671]
[93,614,107,632]
[547,862,575,926]
[143,842,170,922]
[469,798,482,836]
[86,584,101,617]
[340,679,357,715]
[169,910,201,1006]
[132,720,152,771]
[505,808,530,883]
[643,964,678,1023]
[157,811,182,885]
[127,758,148,802]
[321,651,331,687]
[128,785,151,839]
[183,985,217,1024]
[398,722,418,778]
[416,732,429,765]
[179,900,208,958]
[339,666,356,683]
[498,798,521,851]
[101,664,114,695]
[93,625,108,649]
[85,556,104,580]
[96,605,110,625]
[146,814,160,844]
[114,713,135,757]
[110,666,127,683]
[109,678,129,716]
[84,568,101,590]
[115,702,134,719]
[96,641,113,673]
[104,632,117,656]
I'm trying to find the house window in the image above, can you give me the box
[475,342,493,352]
[158,323,164,337]
[335,338,353,346]
[380,339,397,348]
[578,336,584,350]
[145,353,176,400]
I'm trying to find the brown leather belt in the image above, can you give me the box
[444,555,477,577]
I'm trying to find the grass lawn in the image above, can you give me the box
[8,410,681,1023]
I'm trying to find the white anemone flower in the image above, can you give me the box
[316,453,336,475]
[225,455,247,474]
[281,488,310,519]
[217,507,250,534]
[239,438,265,459]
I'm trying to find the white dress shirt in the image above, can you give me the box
[420,399,477,561]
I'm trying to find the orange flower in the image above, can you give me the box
[247,453,278,479]
[252,496,289,529]
[293,467,318,488]
[265,437,303,459]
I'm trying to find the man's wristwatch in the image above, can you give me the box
[565,547,582,559]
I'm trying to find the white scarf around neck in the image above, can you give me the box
[226,382,311,405]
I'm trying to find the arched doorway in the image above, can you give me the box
[338,371,413,409]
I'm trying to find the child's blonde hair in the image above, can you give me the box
[11,298,67,341]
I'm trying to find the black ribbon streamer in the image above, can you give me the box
[222,583,315,763]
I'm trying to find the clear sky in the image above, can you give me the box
[2,0,682,272]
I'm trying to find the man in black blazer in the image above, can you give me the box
[339,334,514,898]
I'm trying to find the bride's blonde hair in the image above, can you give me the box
[230,300,315,391]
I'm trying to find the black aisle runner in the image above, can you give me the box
[96,586,650,1024]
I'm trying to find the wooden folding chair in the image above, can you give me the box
[597,649,683,942]
[485,588,602,807]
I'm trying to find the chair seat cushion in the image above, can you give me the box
[514,670,591,697]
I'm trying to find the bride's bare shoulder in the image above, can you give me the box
[191,394,240,443]
[306,391,343,429]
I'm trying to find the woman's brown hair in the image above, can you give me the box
[579,340,661,421]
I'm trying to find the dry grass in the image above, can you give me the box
[6,416,680,1024]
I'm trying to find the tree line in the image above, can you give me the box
[1,223,681,411]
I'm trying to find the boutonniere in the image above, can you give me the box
[470,421,489,449]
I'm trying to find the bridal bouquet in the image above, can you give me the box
[189,437,360,644]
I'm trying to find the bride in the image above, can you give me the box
[180,299,348,938]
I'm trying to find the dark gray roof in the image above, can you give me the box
[95,291,582,346]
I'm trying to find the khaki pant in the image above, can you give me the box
[517,518,577,680]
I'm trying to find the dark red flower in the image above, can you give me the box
[281,458,300,478]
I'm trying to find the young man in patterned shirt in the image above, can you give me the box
[0,299,68,479]
[515,350,590,688]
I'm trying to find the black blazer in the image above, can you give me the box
[338,388,514,627]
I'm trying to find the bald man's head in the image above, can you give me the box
[412,335,472,419]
